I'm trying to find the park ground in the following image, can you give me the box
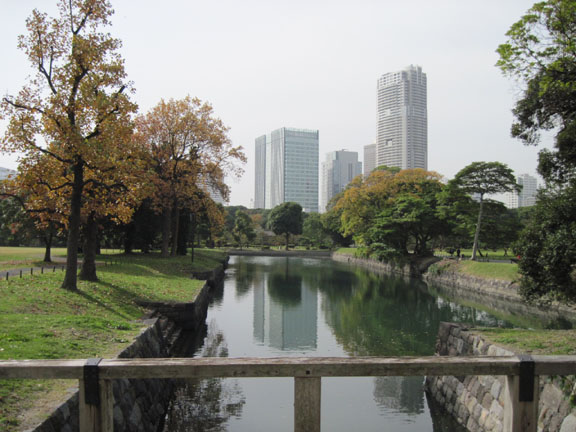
[0,247,225,431]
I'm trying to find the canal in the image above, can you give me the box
[162,255,517,431]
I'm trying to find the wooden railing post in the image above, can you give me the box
[294,376,321,432]
[503,374,538,432]
[79,378,113,432]
[79,359,113,432]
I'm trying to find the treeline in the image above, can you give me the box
[0,0,245,290]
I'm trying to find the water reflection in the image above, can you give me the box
[373,376,425,414]
[162,321,245,432]
[253,259,317,350]
[165,256,519,431]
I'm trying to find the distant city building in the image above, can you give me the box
[376,65,427,170]
[504,173,538,208]
[363,143,376,177]
[0,167,16,181]
[320,150,362,212]
[254,127,319,212]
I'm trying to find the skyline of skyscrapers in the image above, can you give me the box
[254,127,319,212]
[376,65,427,170]
[251,65,539,212]
[320,150,362,212]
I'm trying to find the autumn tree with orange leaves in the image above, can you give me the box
[0,0,138,290]
[135,96,245,257]
[333,167,450,257]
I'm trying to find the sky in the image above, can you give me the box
[0,0,551,207]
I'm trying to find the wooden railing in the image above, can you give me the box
[2,355,576,432]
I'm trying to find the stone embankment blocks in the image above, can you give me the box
[426,322,576,432]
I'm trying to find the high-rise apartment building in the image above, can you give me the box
[320,150,362,212]
[376,65,427,170]
[504,174,538,208]
[254,127,319,212]
[363,143,376,177]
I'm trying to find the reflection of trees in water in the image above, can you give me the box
[267,272,303,307]
[162,321,245,432]
[320,267,512,357]
[234,260,259,299]
[372,376,424,414]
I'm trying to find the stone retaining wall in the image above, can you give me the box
[424,260,576,325]
[425,322,576,432]
[29,266,225,432]
[331,252,425,278]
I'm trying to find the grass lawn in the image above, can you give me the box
[477,328,576,355]
[455,260,519,282]
[0,249,226,431]
[335,247,358,256]
[0,247,67,271]
[436,248,516,261]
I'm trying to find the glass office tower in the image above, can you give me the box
[254,127,319,212]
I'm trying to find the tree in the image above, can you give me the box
[497,1,576,298]
[0,0,137,290]
[451,162,519,260]
[497,0,576,181]
[135,96,245,257]
[232,211,255,250]
[301,213,329,248]
[514,184,576,300]
[334,167,449,257]
[267,202,303,250]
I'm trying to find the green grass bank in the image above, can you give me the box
[0,248,226,431]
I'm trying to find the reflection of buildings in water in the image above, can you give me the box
[162,321,245,431]
[372,376,424,414]
[253,274,318,350]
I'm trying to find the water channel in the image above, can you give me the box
[162,255,521,431]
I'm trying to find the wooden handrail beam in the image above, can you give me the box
[3,355,575,380]
[2,355,575,432]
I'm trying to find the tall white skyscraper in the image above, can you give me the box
[254,127,319,212]
[320,150,362,212]
[363,143,376,177]
[376,65,427,170]
[504,174,538,208]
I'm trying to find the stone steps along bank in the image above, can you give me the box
[29,261,227,432]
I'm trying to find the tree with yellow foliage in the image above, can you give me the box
[334,167,449,258]
[1,0,138,290]
[135,96,245,257]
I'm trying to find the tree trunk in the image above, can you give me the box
[161,206,172,257]
[176,210,189,256]
[124,222,135,254]
[43,230,53,263]
[170,204,180,257]
[61,161,84,290]
[190,212,196,263]
[80,212,98,281]
[472,194,484,261]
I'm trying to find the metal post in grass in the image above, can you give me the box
[5,272,8,281]
[41,267,44,274]
[20,270,22,278]
[31,268,33,275]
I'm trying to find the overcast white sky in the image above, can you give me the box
[0,0,550,207]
